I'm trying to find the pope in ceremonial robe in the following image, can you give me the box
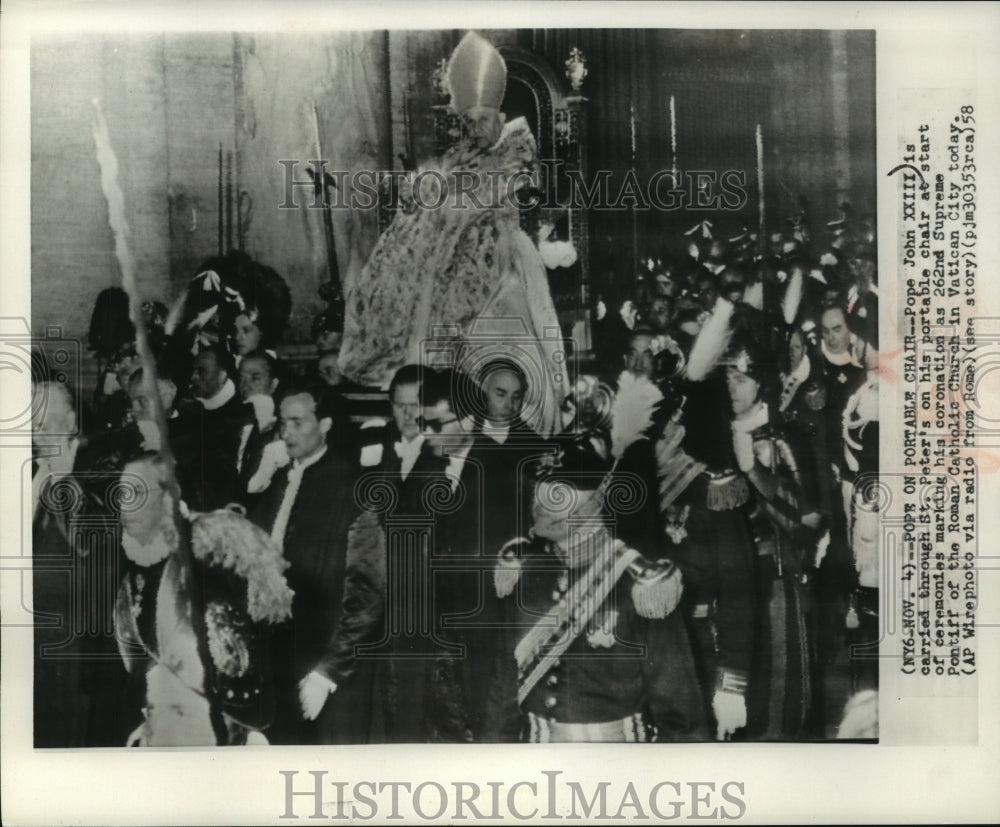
[338,31,570,437]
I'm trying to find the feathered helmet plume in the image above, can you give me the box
[684,297,735,382]
[166,251,291,352]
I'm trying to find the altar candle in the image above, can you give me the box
[311,100,324,167]
[756,123,765,233]
[670,95,677,178]
[217,143,224,255]
[629,102,636,162]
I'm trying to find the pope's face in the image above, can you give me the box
[463,107,504,148]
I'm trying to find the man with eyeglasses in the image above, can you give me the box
[359,365,474,743]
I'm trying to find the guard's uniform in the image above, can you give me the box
[744,420,823,740]
[483,537,707,743]
[115,508,292,746]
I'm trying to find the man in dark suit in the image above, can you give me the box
[441,359,553,738]
[31,380,128,747]
[188,344,243,510]
[356,365,474,742]
[250,384,385,744]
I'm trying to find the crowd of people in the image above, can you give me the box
[30,31,879,747]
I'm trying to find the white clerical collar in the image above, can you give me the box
[821,340,860,368]
[482,421,511,444]
[292,444,327,473]
[198,378,236,410]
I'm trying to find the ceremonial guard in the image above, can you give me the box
[483,374,706,743]
[114,453,293,746]
[722,333,824,739]
[667,299,760,741]
[839,336,880,694]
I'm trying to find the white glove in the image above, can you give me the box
[712,690,747,741]
[126,720,146,747]
[731,427,755,473]
[247,439,289,494]
[814,529,831,568]
[619,300,638,330]
[299,671,337,721]
[136,418,161,451]
[539,238,578,269]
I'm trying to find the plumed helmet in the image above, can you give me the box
[446,31,507,115]
[178,252,291,351]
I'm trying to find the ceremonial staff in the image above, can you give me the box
[309,101,344,312]
[629,101,638,278]
[756,123,766,258]
[91,101,226,744]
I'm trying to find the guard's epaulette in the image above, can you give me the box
[626,554,683,619]
[704,471,750,511]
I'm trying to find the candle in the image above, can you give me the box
[629,102,636,162]
[217,143,224,255]
[91,101,137,297]
[756,123,765,235]
[670,95,677,179]
[225,150,234,253]
[312,100,323,166]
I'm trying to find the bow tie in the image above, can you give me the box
[394,436,424,462]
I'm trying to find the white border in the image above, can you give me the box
[3,2,999,824]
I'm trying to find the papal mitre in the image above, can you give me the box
[446,31,507,115]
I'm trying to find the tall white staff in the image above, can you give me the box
[91,99,223,742]
[670,95,678,181]
[630,101,638,271]
[756,123,765,242]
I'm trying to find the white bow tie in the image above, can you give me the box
[394,436,423,459]
[393,436,424,478]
